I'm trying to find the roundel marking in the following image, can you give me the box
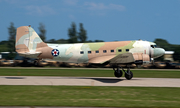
[51,49,59,57]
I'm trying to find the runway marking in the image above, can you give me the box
[0,76,180,87]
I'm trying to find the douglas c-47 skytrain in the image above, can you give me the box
[15,26,165,80]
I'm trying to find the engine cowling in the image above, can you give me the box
[133,53,150,65]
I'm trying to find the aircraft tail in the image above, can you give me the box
[15,26,47,55]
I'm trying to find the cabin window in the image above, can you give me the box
[103,50,107,53]
[80,51,84,54]
[111,50,114,52]
[88,51,91,54]
[118,49,122,52]
[96,50,99,53]
[126,49,129,52]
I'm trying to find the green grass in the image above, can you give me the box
[0,86,179,107]
[0,68,180,78]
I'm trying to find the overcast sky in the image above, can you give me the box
[0,0,180,44]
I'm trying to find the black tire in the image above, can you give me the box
[34,60,39,66]
[114,70,123,78]
[125,71,133,80]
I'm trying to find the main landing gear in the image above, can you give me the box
[113,65,133,80]
[34,58,42,66]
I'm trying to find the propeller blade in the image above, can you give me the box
[151,58,155,65]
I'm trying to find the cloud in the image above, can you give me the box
[3,0,56,16]
[63,0,78,6]
[84,2,107,10]
[109,3,125,11]
[24,5,56,16]
[84,2,125,11]
[68,14,76,20]
[3,0,18,4]
[3,0,30,5]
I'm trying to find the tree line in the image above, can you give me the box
[46,22,104,44]
[0,22,180,61]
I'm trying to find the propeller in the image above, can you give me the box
[151,58,155,65]
[149,46,155,65]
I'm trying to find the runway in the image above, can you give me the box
[0,76,180,87]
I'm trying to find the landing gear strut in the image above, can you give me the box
[113,65,133,80]
[124,66,133,80]
[34,58,42,66]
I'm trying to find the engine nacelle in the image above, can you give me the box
[133,53,150,65]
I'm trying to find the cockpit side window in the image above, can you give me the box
[151,45,154,48]
[151,45,157,48]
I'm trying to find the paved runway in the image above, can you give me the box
[0,76,180,87]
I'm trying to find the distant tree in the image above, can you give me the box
[47,39,56,43]
[0,41,9,52]
[7,22,16,59]
[154,39,171,51]
[78,23,87,43]
[38,23,46,42]
[87,40,93,43]
[94,40,104,42]
[173,46,180,62]
[68,22,78,43]
[154,38,180,61]
[56,39,68,43]
[0,41,9,45]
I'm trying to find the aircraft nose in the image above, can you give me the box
[153,48,165,58]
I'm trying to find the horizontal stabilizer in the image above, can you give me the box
[18,52,42,58]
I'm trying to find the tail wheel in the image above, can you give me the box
[125,71,133,80]
[114,70,123,78]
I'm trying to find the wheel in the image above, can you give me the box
[34,60,39,66]
[114,70,123,78]
[125,71,133,80]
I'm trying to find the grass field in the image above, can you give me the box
[0,68,180,107]
[0,86,179,107]
[0,68,180,78]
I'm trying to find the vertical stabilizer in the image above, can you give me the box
[15,26,46,54]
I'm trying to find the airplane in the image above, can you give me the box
[15,25,165,80]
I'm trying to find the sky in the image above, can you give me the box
[0,0,180,44]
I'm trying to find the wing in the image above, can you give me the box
[109,53,135,64]
[88,55,116,64]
